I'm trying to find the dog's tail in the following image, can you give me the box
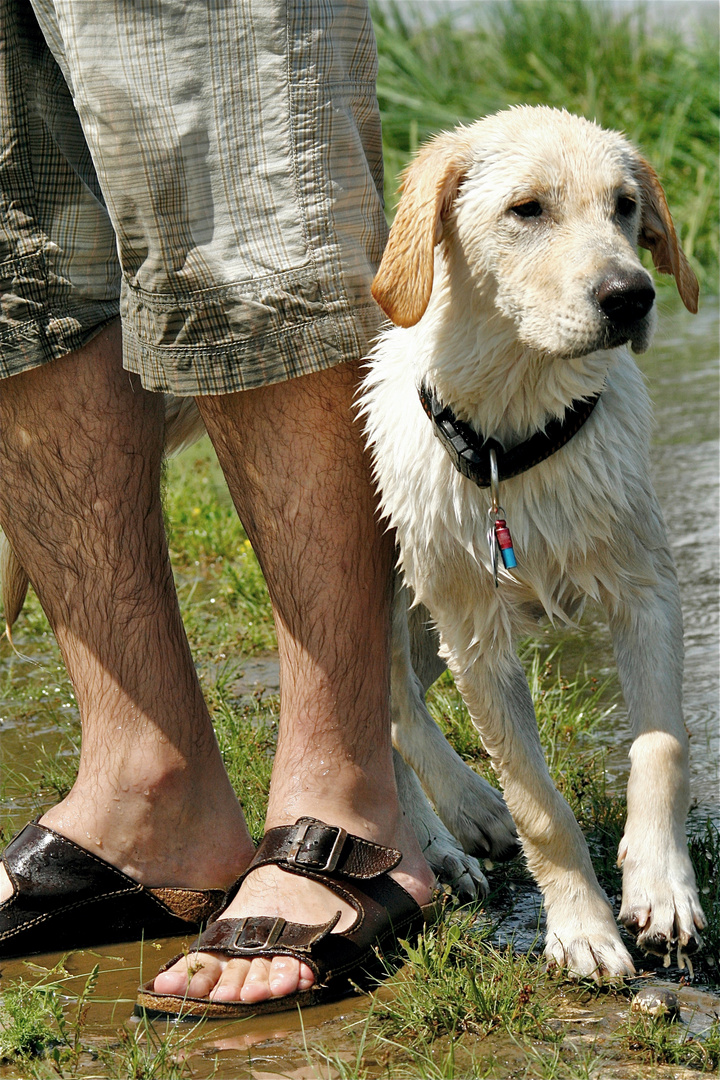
[1,533,29,650]
[1,396,207,644]
[163,396,206,458]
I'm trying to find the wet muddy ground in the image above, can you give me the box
[1,914,718,1080]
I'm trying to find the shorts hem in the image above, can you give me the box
[122,302,383,396]
[0,302,120,380]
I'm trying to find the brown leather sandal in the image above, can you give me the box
[0,822,226,958]
[135,817,443,1019]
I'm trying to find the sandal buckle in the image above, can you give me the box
[285,823,348,873]
[233,915,286,951]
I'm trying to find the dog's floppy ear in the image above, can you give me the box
[633,157,699,313]
[372,130,473,327]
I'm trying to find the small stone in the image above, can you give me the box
[631,987,680,1019]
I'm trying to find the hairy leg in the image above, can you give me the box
[154,359,435,1004]
[0,321,252,898]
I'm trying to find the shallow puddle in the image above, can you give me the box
[226,655,281,703]
[0,937,402,1079]
[1,924,718,1079]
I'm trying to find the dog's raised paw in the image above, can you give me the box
[424,835,489,903]
[619,841,706,958]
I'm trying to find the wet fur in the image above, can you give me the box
[360,106,705,979]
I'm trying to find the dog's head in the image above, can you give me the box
[372,107,698,358]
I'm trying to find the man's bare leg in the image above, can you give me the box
[154,360,435,1005]
[0,321,252,900]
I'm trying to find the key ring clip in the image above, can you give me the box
[489,447,501,513]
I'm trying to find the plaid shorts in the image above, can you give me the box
[0,0,387,394]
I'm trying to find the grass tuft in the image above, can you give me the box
[377,910,556,1043]
[688,820,720,980]
[621,1009,720,1073]
[0,980,61,1064]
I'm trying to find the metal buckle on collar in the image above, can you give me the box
[285,823,348,873]
[233,915,286,952]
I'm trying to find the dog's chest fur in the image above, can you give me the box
[363,327,664,653]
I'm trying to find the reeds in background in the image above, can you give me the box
[373,0,719,291]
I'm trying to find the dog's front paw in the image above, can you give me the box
[436,771,520,863]
[545,929,636,982]
[618,837,706,958]
[424,831,489,904]
[545,892,635,982]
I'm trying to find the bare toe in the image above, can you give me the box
[209,958,255,1002]
[268,956,315,998]
[233,957,273,1003]
[153,952,225,998]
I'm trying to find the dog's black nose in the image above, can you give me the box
[596,272,655,327]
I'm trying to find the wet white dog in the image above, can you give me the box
[0,103,706,980]
[360,106,705,980]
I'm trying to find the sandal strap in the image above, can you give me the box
[181,875,423,983]
[247,818,401,880]
[197,912,341,958]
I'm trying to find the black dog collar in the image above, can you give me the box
[419,382,601,488]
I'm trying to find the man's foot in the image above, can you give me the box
[0,771,254,908]
[152,807,435,1005]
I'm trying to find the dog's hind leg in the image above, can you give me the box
[436,625,635,981]
[393,749,487,902]
[605,530,705,961]
[391,584,520,863]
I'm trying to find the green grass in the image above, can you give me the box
[376,912,559,1043]
[373,0,719,292]
[0,965,204,1079]
[205,674,277,842]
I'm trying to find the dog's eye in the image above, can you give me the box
[510,200,543,219]
[617,196,637,217]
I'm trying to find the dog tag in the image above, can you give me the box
[494,518,517,569]
[487,512,517,586]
